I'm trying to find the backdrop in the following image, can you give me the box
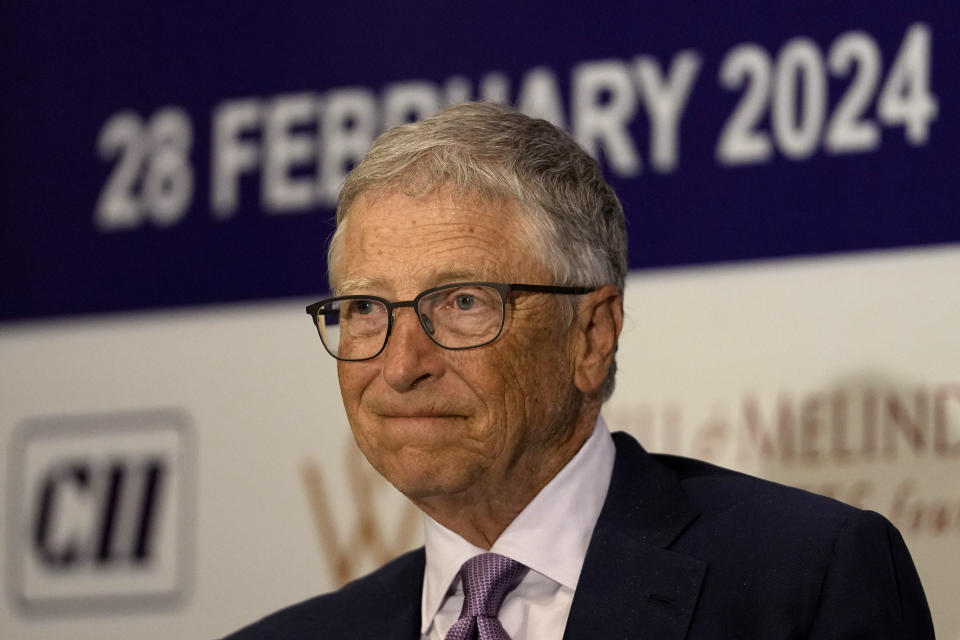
[2,2,958,638]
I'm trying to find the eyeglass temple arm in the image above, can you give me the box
[508,284,596,295]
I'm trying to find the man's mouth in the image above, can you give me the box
[378,412,466,421]
[368,400,469,420]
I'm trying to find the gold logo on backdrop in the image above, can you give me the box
[301,443,420,586]
[605,379,960,536]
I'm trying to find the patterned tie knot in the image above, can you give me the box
[461,553,528,617]
[444,553,528,640]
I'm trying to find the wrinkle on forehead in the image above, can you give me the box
[330,187,534,271]
[334,190,544,295]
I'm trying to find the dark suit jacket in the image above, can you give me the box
[225,432,934,639]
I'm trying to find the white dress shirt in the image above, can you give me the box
[420,417,616,640]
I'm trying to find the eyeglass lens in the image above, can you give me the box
[316,284,506,360]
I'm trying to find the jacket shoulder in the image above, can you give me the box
[652,452,860,523]
[651,451,879,552]
[645,451,934,638]
[222,547,425,639]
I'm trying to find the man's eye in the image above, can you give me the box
[352,300,376,315]
[423,286,498,315]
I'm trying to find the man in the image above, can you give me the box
[226,102,934,639]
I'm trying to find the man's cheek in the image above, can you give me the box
[492,358,534,420]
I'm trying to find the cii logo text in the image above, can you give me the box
[7,410,193,614]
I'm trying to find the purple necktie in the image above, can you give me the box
[444,553,529,640]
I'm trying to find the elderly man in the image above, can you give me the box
[226,102,933,639]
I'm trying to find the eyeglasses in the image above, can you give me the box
[305,282,595,361]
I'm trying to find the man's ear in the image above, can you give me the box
[571,284,623,395]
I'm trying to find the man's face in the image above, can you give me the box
[332,189,585,504]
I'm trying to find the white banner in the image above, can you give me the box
[2,244,958,639]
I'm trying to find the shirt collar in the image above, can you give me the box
[420,416,615,633]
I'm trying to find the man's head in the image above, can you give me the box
[331,103,627,321]
[323,102,626,527]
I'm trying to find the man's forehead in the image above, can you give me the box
[334,201,521,295]
[331,190,535,291]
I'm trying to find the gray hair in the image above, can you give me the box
[329,101,627,399]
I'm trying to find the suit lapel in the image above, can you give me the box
[367,547,425,640]
[563,433,706,640]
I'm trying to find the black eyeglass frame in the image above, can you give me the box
[305,282,596,362]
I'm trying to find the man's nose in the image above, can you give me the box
[381,307,442,392]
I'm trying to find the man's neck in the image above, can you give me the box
[411,407,599,549]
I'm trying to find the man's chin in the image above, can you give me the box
[377,452,480,502]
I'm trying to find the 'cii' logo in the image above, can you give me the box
[7,409,194,614]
